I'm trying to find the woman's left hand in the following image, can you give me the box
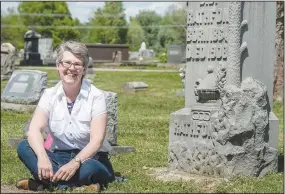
[52,160,80,182]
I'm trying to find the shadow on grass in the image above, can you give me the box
[278,153,284,172]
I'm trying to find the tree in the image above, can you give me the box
[18,2,80,48]
[135,10,162,51]
[158,5,187,50]
[1,7,27,50]
[127,18,145,51]
[88,2,127,44]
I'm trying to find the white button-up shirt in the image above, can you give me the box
[37,80,112,152]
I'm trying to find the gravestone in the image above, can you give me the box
[167,44,186,64]
[1,43,16,80]
[122,82,148,93]
[129,52,140,61]
[112,51,122,63]
[1,70,47,113]
[168,1,279,178]
[20,30,43,66]
[177,67,186,96]
[38,38,56,66]
[86,57,96,81]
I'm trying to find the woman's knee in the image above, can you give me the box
[17,139,32,158]
[80,159,114,181]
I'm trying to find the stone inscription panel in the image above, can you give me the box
[172,110,214,140]
[186,2,229,62]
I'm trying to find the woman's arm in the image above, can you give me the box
[75,112,108,162]
[27,108,49,159]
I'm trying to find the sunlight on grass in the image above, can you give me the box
[1,69,283,193]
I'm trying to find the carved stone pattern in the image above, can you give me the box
[227,2,244,87]
[168,141,225,176]
[213,78,278,177]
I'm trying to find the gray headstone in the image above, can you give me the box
[167,44,186,64]
[1,43,16,80]
[1,70,47,105]
[129,52,140,61]
[103,91,118,145]
[38,38,53,60]
[86,57,96,79]
[168,1,278,178]
[122,82,148,93]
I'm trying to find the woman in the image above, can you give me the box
[16,40,115,192]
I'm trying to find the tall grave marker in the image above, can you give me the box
[168,1,279,178]
[1,43,16,80]
[20,30,43,66]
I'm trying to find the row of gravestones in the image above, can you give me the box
[2,70,136,155]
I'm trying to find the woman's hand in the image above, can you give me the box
[52,160,80,182]
[37,155,54,181]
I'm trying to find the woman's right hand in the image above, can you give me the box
[37,155,54,181]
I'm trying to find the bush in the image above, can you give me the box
[157,52,167,63]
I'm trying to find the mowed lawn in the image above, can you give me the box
[1,69,284,193]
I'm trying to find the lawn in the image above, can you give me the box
[1,69,284,193]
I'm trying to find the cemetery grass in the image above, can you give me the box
[1,70,284,193]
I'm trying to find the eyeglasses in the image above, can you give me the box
[59,60,84,69]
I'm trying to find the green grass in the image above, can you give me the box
[1,70,284,193]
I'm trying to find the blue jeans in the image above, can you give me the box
[17,140,115,190]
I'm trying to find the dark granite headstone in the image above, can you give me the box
[20,30,43,66]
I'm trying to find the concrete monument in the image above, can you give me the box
[168,1,279,178]
[20,30,43,66]
[1,70,47,113]
[167,44,186,64]
[122,82,148,93]
[1,43,16,80]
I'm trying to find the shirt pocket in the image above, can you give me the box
[76,111,92,134]
[49,112,64,136]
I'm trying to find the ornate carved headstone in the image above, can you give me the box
[1,43,16,80]
[168,1,279,178]
[20,30,43,66]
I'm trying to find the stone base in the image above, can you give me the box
[8,138,136,156]
[20,59,43,66]
[168,106,278,178]
[110,145,136,155]
[176,89,185,96]
[43,58,56,66]
[1,102,37,113]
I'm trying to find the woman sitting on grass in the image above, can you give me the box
[16,40,115,192]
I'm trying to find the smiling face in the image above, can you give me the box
[56,51,86,85]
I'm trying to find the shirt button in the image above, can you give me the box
[70,122,72,124]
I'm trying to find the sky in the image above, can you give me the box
[1,2,185,23]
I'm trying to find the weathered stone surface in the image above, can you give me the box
[1,43,16,80]
[122,82,148,93]
[273,1,284,101]
[1,70,47,105]
[110,146,136,155]
[102,91,118,145]
[86,57,96,79]
[1,102,37,113]
[168,1,278,178]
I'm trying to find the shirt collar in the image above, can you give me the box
[54,79,90,100]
